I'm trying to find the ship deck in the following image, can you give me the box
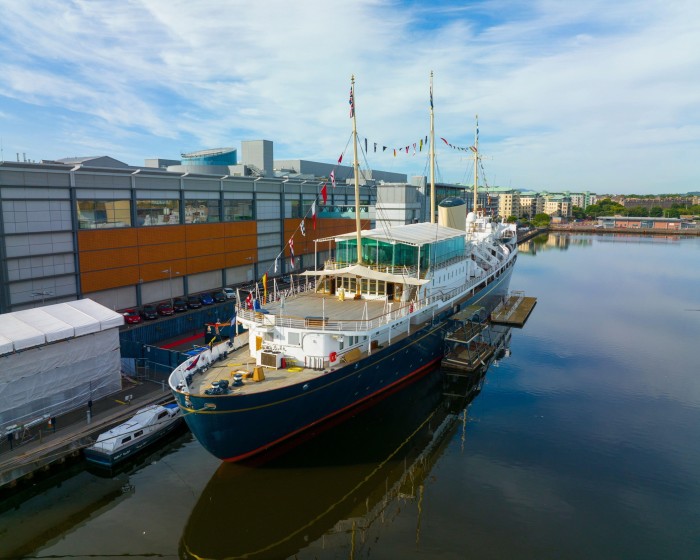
[188,294,429,399]
[262,290,407,322]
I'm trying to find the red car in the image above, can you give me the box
[123,309,142,324]
[156,302,174,316]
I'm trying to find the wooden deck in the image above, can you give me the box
[264,291,406,321]
[490,294,537,327]
[441,342,494,373]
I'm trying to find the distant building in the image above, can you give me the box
[596,216,697,230]
[519,191,544,218]
[614,196,694,210]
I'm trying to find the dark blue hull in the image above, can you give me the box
[175,263,514,462]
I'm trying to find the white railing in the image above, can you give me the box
[237,299,423,333]
[324,259,419,278]
[236,248,516,333]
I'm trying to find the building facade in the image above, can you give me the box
[0,159,377,314]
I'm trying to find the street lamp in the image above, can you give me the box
[161,268,179,306]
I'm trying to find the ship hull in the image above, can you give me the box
[174,264,513,462]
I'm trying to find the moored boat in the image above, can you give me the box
[83,403,183,468]
[168,74,518,463]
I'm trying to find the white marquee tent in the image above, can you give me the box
[0,299,124,432]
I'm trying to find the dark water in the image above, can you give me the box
[2,233,699,560]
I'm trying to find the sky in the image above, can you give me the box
[0,0,698,195]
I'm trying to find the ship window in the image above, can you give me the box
[158,411,168,420]
[134,430,144,438]
[121,436,132,444]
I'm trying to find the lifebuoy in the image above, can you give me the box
[409,303,414,313]
[329,351,338,363]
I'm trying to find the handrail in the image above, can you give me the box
[236,250,516,333]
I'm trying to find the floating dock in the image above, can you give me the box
[441,311,495,374]
[490,292,537,327]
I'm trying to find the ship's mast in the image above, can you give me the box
[473,114,479,214]
[429,71,435,224]
[351,75,362,265]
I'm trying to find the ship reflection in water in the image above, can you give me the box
[180,326,512,560]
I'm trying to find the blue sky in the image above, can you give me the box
[0,0,698,195]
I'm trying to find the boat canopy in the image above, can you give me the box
[300,264,429,286]
[318,222,466,248]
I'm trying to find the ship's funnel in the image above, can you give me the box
[438,197,467,230]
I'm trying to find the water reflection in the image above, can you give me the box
[0,427,191,559]
[180,327,511,560]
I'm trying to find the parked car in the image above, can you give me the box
[122,309,142,324]
[156,302,174,316]
[222,287,236,300]
[140,304,158,320]
[199,293,215,306]
[186,295,202,309]
[212,291,226,303]
[173,297,188,312]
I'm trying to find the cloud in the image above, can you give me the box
[0,0,698,193]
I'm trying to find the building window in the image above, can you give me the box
[136,199,180,226]
[289,199,301,218]
[77,200,132,229]
[185,199,220,223]
[224,199,254,221]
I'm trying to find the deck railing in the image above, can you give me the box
[236,249,516,333]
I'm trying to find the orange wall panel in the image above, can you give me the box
[224,234,257,252]
[186,239,227,258]
[80,247,139,272]
[81,267,140,293]
[186,223,226,241]
[188,254,226,274]
[138,243,187,264]
[225,249,257,268]
[224,221,257,237]
[78,228,138,251]
[137,225,186,245]
[138,259,188,283]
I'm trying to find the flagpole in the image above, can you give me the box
[351,75,362,265]
[429,71,436,224]
[473,114,479,214]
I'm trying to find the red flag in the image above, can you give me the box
[330,169,335,188]
[441,137,449,144]
[289,237,295,269]
[321,183,328,204]
[186,355,200,371]
[338,153,343,164]
[312,201,317,230]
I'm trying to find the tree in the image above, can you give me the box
[532,213,551,227]
[649,206,663,217]
[507,215,518,223]
[572,206,586,220]
[626,206,648,217]
[586,198,625,218]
